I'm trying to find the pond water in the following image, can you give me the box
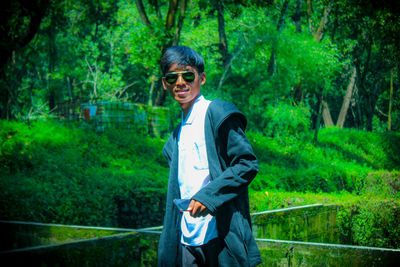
[1,204,399,266]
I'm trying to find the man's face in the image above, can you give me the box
[162,63,205,111]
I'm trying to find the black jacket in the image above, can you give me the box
[158,99,262,266]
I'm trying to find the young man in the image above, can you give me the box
[158,46,261,266]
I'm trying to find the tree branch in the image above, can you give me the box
[337,66,357,128]
[166,0,179,31]
[135,0,152,28]
[173,0,187,46]
[216,0,230,68]
[314,1,332,42]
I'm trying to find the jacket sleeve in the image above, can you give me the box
[162,125,180,167]
[192,113,258,214]
[162,140,172,166]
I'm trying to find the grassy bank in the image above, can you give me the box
[0,119,168,228]
[1,119,399,247]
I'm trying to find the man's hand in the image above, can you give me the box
[187,199,210,217]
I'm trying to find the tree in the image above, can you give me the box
[388,68,393,131]
[0,0,398,135]
[311,0,335,129]
[312,0,332,42]
[292,0,303,33]
[0,0,49,74]
[326,0,400,130]
[135,0,188,106]
[267,0,289,77]
[215,0,229,69]
[0,0,49,119]
[336,66,356,128]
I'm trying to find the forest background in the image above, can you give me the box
[1,0,400,249]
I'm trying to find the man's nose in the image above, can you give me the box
[176,74,185,85]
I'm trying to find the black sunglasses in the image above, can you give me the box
[164,71,196,84]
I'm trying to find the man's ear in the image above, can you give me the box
[161,78,167,90]
[200,72,206,85]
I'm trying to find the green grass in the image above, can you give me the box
[0,119,168,228]
[249,128,400,193]
[1,120,399,233]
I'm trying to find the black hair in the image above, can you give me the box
[160,46,205,76]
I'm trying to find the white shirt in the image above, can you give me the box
[178,95,218,246]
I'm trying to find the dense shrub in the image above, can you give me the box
[335,170,400,248]
[114,187,166,228]
[317,127,400,171]
[248,127,400,193]
[0,119,168,228]
[250,133,364,193]
[337,200,400,249]
[261,102,311,139]
[359,171,400,198]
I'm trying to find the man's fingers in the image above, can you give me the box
[190,201,209,217]
[187,199,196,211]
[191,201,200,216]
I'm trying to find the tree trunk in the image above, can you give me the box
[313,95,323,144]
[215,0,232,90]
[308,0,334,129]
[154,0,180,106]
[135,0,152,28]
[293,0,303,33]
[148,75,157,106]
[216,0,230,69]
[165,0,179,31]
[292,0,304,104]
[293,79,303,104]
[365,109,373,131]
[354,84,363,129]
[135,0,185,107]
[150,0,162,19]
[66,76,74,100]
[356,37,373,130]
[218,46,243,91]
[313,1,332,42]
[307,0,314,33]
[0,86,10,119]
[47,30,56,112]
[267,0,289,76]
[364,81,380,132]
[336,66,357,128]
[330,3,339,41]
[0,0,49,75]
[173,0,187,46]
[388,68,393,131]
[322,99,334,127]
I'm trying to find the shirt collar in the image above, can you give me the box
[182,95,205,125]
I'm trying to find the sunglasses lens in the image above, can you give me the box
[182,72,195,82]
[165,74,178,84]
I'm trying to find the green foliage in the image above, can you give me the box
[260,102,311,138]
[1,118,400,247]
[1,0,398,132]
[337,200,400,249]
[359,171,400,198]
[249,127,399,193]
[0,119,168,228]
[317,127,400,171]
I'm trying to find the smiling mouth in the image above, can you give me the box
[176,88,189,95]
